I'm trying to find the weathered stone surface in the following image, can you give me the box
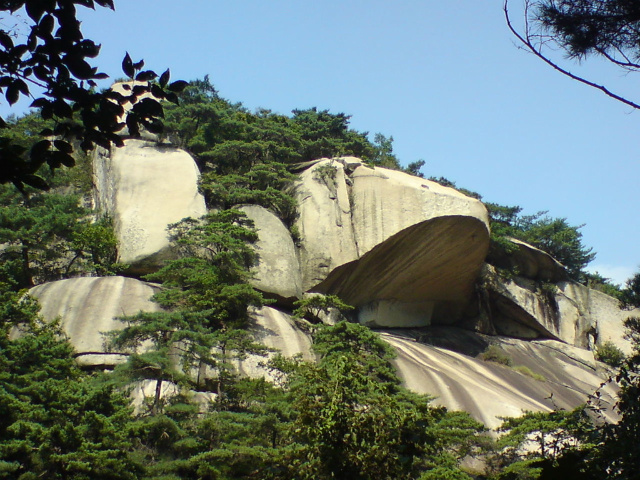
[383,328,618,429]
[480,265,636,352]
[488,238,569,282]
[483,266,565,340]
[28,276,161,366]
[349,165,489,256]
[316,215,490,326]
[294,160,490,327]
[295,160,490,292]
[93,139,206,274]
[233,307,314,380]
[559,282,636,355]
[295,159,358,290]
[238,205,302,300]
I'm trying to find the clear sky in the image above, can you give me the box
[5,1,640,284]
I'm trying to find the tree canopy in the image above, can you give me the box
[504,0,640,109]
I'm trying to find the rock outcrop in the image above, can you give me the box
[93,139,207,274]
[239,205,302,301]
[28,276,161,367]
[480,265,636,353]
[295,159,491,327]
[22,146,635,431]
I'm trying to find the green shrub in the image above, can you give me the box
[480,345,513,366]
[513,365,546,381]
[313,163,338,184]
[595,341,625,368]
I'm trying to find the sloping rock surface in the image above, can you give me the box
[93,139,206,274]
[488,238,569,282]
[29,276,161,366]
[381,328,618,429]
[233,306,314,380]
[482,265,636,352]
[239,205,302,301]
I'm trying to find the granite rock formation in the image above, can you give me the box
[25,139,637,428]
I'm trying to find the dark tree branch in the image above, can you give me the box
[596,47,640,70]
[504,0,640,110]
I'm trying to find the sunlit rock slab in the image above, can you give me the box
[93,139,206,274]
[381,328,618,430]
[349,165,489,256]
[28,276,161,366]
[314,215,490,326]
[295,160,490,294]
[233,306,314,380]
[239,205,302,301]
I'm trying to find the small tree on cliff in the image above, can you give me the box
[108,209,266,414]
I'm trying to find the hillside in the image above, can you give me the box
[1,81,639,479]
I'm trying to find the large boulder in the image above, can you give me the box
[295,159,490,327]
[488,238,569,282]
[295,159,359,289]
[28,276,161,367]
[239,205,302,301]
[93,139,207,274]
[480,265,636,352]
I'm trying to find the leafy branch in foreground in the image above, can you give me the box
[0,1,186,192]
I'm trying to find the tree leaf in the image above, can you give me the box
[135,70,157,82]
[22,174,50,190]
[6,84,20,105]
[26,0,46,22]
[168,80,188,92]
[54,140,73,153]
[122,52,134,78]
[0,31,14,50]
[159,68,170,87]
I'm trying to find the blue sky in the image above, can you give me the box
[5,1,640,284]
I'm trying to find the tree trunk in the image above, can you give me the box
[153,379,163,415]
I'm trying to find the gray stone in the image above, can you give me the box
[294,160,490,327]
[28,276,161,366]
[383,328,618,429]
[93,139,207,274]
[238,205,302,300]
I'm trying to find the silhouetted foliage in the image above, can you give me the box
[0,1,185,192]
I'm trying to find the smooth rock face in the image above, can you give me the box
[383,328,618,429]
[482,265,636,351]
[559,282,636,355]
[295,159,358,290]
[349,166,489,256]
[316,216,490,312]
[484,267,565,340]
[93,139,207,274]
[28,276,161,366]
[488,238,568,282]
[239,205,302,300]
[233,306,314,380]
[295,160,490,327]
